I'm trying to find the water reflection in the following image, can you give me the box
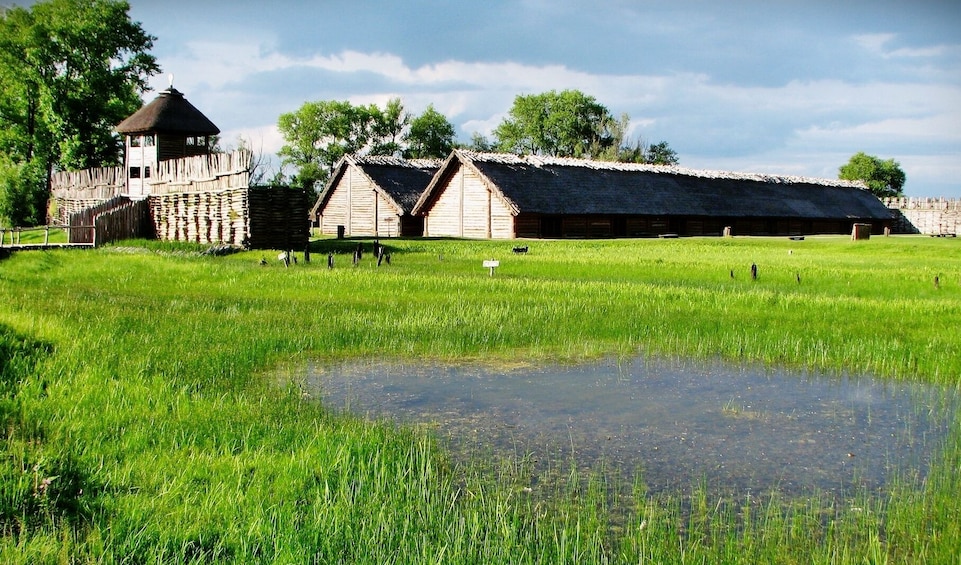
[303,356,956,496]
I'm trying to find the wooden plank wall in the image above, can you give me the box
[514,215,857,239]
[424,168,464,237]
[317,166,405,237]
[884,197,961,235]
[374,193,402,237]
[348,169,375,235]
[318,173,354,236]
[422,165,513,239]
[489,195,513,238]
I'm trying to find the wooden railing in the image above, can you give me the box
[0,224,96,249]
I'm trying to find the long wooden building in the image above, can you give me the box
[311,156,440,237]
[411,151,894,238]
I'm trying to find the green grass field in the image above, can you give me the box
[0,235,958,563]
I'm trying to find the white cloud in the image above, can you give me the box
[853,32,955,60]
[854,33,899,55]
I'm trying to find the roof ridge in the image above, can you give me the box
[353,155,441,169]
[462,151,866,189]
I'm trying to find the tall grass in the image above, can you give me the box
[0,235,958,562]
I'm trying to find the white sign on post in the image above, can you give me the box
[482,259,499,276]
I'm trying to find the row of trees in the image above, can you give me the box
[276,100,455,188]
[0,0,159,226]
[277,89,680,189]
[276,89,909,199]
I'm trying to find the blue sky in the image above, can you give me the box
[118,0,960,196]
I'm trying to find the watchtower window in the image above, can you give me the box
[143,134,155,147]
[129,166,142,179]
[130,136,141,147]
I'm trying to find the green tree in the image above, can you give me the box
[838,152,906,198]
[0,157,46,226]
[645,141,679,166]
[465,132,494,153]
[277,98,410,189]
[0,0,158,225]
[369,98,408,156]
[404,105,455,159]
[493,90,618,158]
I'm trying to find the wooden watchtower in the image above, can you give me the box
[115,81,220,199]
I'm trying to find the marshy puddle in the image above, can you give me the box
[301,356,957,496]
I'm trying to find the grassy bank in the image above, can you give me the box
[0,236,958,562]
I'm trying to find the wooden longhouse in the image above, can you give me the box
[311,155,440,237]
[411,151,894,238]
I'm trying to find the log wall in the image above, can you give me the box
[884,197,961,235]
[247,187,310,250]
[149,189,248,246]
[148,187,309,249]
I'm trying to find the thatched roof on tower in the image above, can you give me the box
[115,87,220,136]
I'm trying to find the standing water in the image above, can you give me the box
[301,356,956,496]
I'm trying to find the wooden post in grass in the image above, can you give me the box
[851,223,871,240]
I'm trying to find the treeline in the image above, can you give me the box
[277,90,680,190]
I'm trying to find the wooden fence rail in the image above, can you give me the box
[0,224,96,250]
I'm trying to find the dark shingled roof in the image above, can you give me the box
[413,151,893,221]
[115,87,220,135]
[311,155,440,217]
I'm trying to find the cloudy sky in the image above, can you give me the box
[121,0,960,196]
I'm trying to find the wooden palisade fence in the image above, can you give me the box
[68,197,152,245]
[247,187,311,250]
[51,150,310,250]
